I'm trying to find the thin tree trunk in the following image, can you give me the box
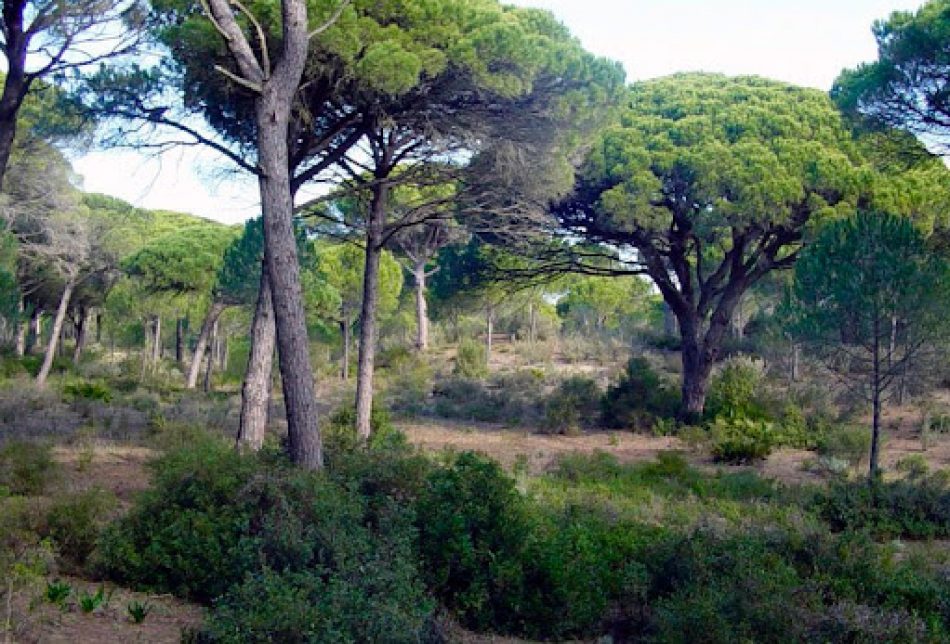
[355,185,387,440]
[341,314,350,380]
[186,301,225,389]
[238,269,276,451]
[413,259,429,351]
[151,316,162,364]
[14,299,26,357]
[870,318,882,479]
[486,304,494,365]
[791,342,801,382]
[175,317,185,365]
[95,311,102,344]
[27,308,41,354]
[529,302,537,344]
[203,318,218,392]
[36,280,75,387]
[72,307,88,365]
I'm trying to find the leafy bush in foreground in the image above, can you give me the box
[601,357,680,430]
[97,436,432,641]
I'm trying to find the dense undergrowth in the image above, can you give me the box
[4,421,948,643]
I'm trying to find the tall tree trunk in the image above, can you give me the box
[355,185,387,440]
[203,318,218,392]
[175,317,185,365]
[14,299,26,357]
[413,259,429,351]
[36,280,75,387]
[73,307,88,365]
[151,316,162,364]
[679,313,714,418]
[870,318,882,479]
[259,75,322,461]
[208,0,321,468]
[95,311,102,344]
[238,269,276,451]
[186,301,225,389]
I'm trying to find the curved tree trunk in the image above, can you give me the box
[238,269,275,451]
[186,301,225,389]
[36,279,75,387]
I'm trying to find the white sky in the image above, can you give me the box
[70,0,925,224]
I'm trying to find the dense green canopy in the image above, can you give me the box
[552,73,876,413]
[833,0,950,154]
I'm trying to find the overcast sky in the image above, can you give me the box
[70,0,925,224]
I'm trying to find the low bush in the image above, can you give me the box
[455,337,488,378]
[816,424,871,467]
[814,473,950,539]
[43,488,116,571]
[601,358,680,431]
[539,376,602,435]
[0,440,58,496]
[709,416,776,464]
[63,380,113,403]
[705,355,768,420]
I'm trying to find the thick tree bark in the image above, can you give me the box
[413,259,429,351]
[355,185,387,440]
[680,329,713,418]
[238,268,275,451]
[36,280,75,387]
[0,1,29,192]
[186,301,225,389]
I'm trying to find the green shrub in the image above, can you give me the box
[416,451,531,632]
[816,425,871,467]
[63,380,113,403]
[44,488,115,571]
[455,337,488,378]
[540,376,602,435]
[0,441,57,495]
[814,474,950,539]
[601,358,680,431]
[709,417,776,464]
[705,355,768,421]
[98,439,433,641]
[323,404,398,458]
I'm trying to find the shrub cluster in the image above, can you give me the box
[97,436,433,641]
[601,357,680,431]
